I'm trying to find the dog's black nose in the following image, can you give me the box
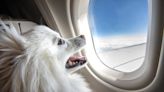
[80,35,85,39]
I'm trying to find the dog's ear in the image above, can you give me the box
[0,21,26,91]
[0,21,25,53]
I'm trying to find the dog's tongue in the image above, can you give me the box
[66,55,86,69]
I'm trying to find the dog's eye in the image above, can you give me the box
[58,39,65,45]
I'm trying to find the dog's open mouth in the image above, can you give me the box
[66,55,87,69]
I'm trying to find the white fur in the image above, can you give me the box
[0,22,91,92]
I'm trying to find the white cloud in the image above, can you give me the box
[93,33,147,51]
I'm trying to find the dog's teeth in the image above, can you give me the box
[72,62,76,65]
[68,61,73,65]
[66,56,87,68]
[75,61,79,64]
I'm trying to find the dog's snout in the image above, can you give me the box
[79,35,85,39]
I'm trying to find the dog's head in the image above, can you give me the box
[0,22,90,92]
[24,26,87,72]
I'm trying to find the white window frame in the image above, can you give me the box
[72,0,164,91]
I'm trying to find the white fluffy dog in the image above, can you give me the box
[0,21,91,92]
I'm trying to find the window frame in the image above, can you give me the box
[72,0,164,90]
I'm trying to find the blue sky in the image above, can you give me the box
[89,0,148,37]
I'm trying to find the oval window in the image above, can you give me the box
[88,0,148,72]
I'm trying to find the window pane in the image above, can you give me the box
[89,0,148,72]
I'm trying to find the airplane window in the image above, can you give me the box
[88,0,148,72]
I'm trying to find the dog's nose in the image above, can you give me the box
[80,35,85,39]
